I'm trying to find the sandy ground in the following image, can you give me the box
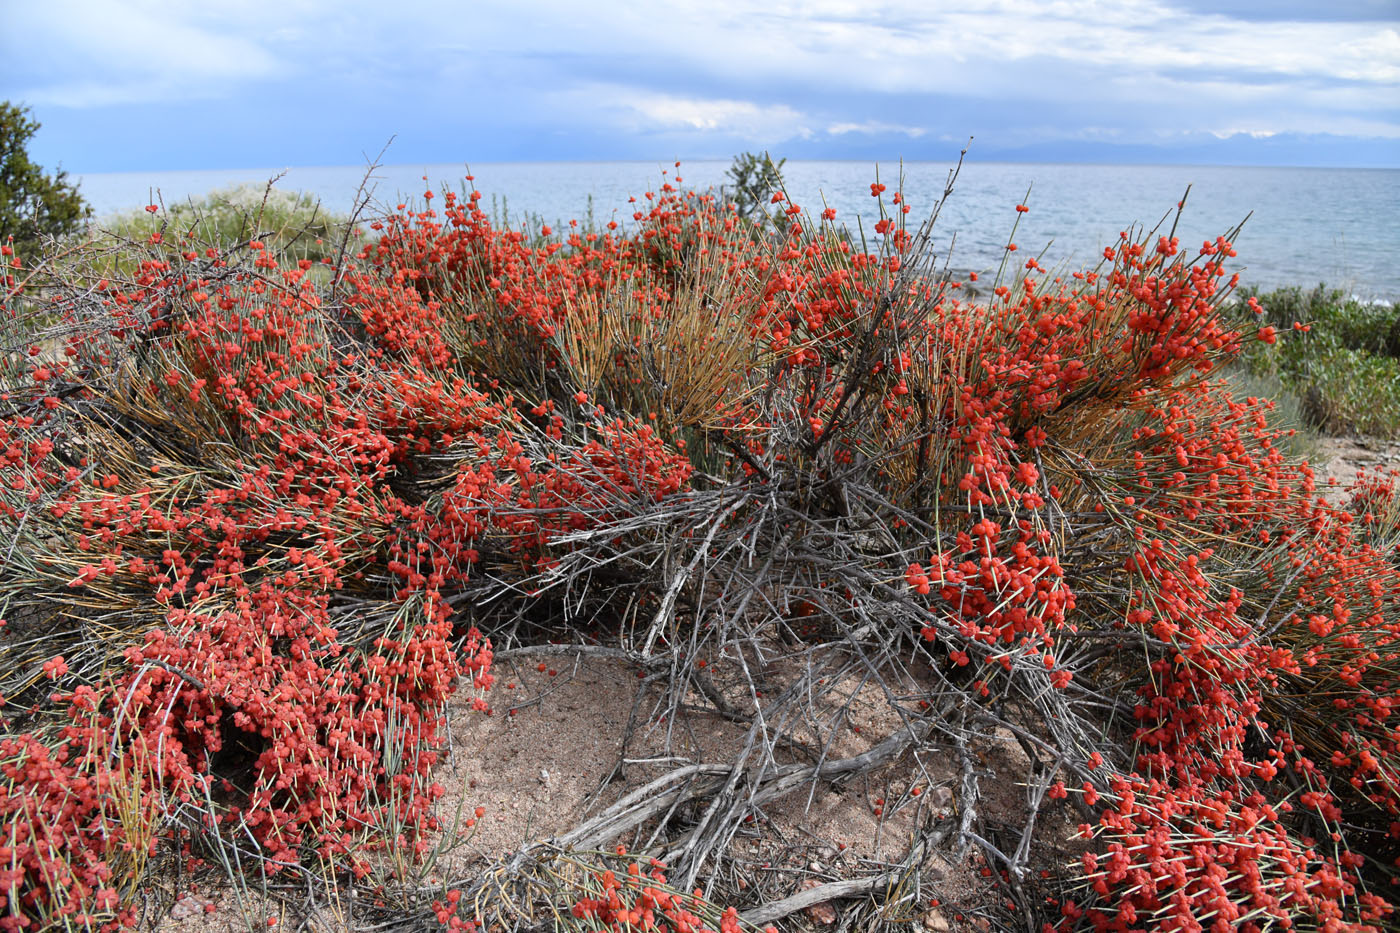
[428,653,999,929]
[153,651,1026,932]
[1315,435,1400,498]
[150,436,1398,932]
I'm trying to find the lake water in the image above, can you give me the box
[75,161,1400,299]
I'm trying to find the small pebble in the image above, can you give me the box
[922,909,950,932]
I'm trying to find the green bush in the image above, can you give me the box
[0,101,91,258]
[1316,300,1399,357]
[723,151,788,229]
[1302,347,1400,437]
[97,182,348,264]
[1233,283,1400,437]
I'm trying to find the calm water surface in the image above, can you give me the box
[75,161,1400,299]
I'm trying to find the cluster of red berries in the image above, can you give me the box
[0,167,1396,932]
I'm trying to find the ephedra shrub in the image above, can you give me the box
[0,165,1397,931]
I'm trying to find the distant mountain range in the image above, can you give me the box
[770,132,1400,169]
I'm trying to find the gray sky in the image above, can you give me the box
[4,0,1398,169]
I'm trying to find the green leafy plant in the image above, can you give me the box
[0,102,90,257]
[1303,347,1400,436]
[1233,283,1400,436]
[99,181,348,264]
[723,151,788,228]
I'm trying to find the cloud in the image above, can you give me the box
[1209,128,1278,139]
[827,121,927,137]
[5,0,1396,168]
[501,1,1400,145]
[558,86,814,142]
[7,0,285,106]
[520,0,1399,98]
